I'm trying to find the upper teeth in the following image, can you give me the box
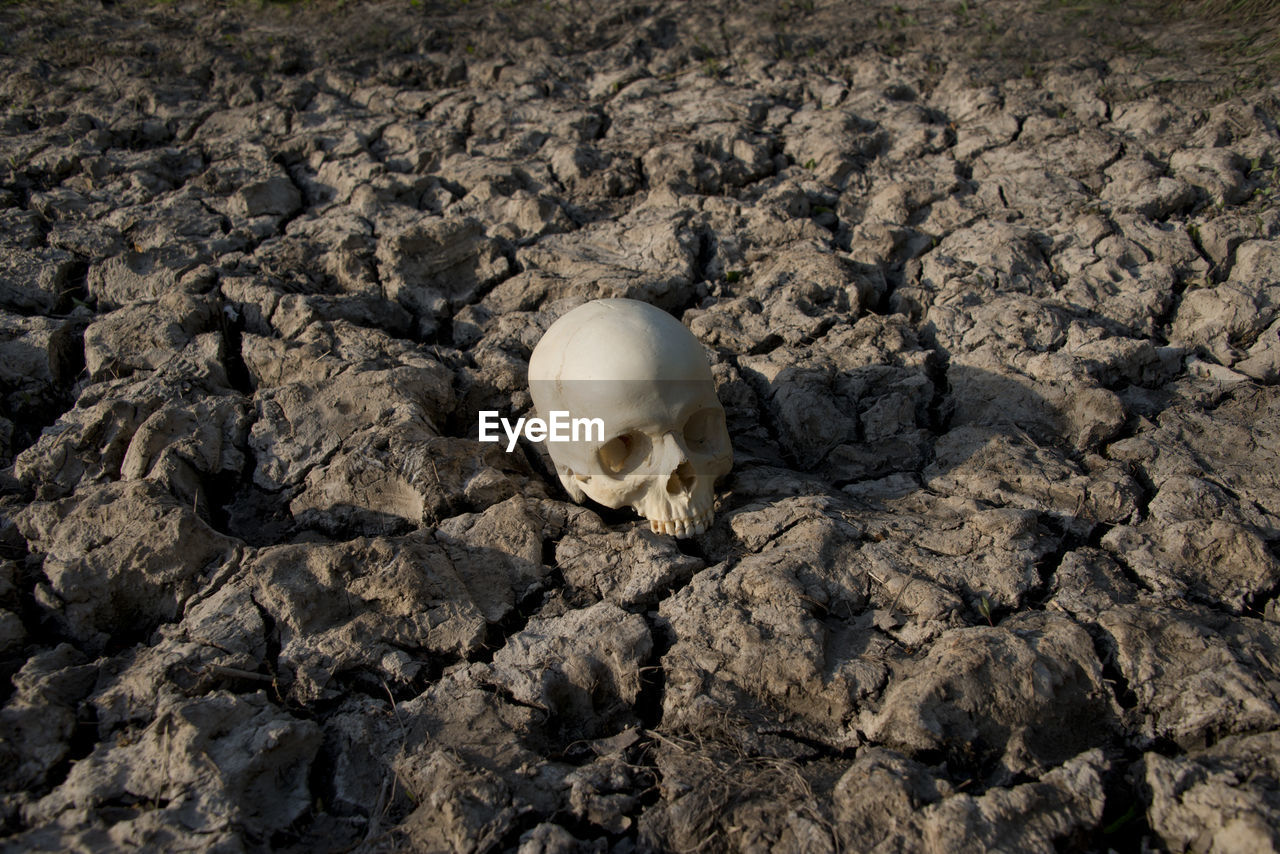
[649,509,713,538]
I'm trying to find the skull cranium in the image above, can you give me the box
[528,298,733,537]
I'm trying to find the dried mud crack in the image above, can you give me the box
[2,0,1280,851]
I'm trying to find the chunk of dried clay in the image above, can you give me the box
[528,298,732,537]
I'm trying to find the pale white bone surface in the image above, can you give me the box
[528,298,733,536]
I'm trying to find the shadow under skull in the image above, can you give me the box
[528,298,733,538]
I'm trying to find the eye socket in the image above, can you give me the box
[683,408,726,454]
[597,431,650,476]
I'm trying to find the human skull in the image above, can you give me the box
[528,298,733,537]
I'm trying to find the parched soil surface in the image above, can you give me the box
[2,0,1280,850]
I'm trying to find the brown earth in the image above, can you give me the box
[2,0,1279,851]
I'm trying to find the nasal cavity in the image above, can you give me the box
[666,461,696,494]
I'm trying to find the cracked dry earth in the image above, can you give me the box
[2,0,1280,850]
